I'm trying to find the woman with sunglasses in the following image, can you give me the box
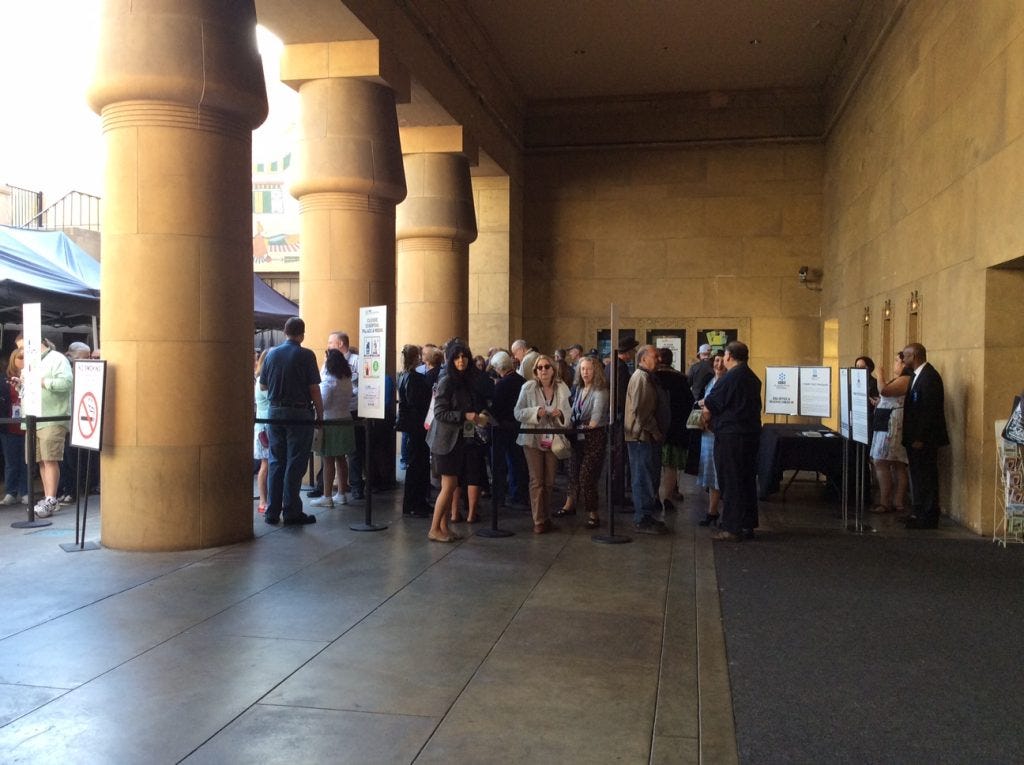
[515,354,572,533]
[426,343,480,542]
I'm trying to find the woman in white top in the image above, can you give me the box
[515,354,572,534]
[872,353,911,514]
[254,349,271,513]
[557,355,610,529]
[311,349,355,509]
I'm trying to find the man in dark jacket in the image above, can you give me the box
[702,341,762,541]
[490,351,529,509]
[653,347,694,512]
[899,343,949,529]
[606,337,638,507]
[397,344,433,516]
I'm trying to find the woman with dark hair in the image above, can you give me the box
[855,356,880,405]
[397,344,433,517]
[426,343,482,541]
[253,348,271,514]
[311,348,354,509]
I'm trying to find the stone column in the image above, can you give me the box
[396,127,478,349]
[281,40,408,362]
[87,0,267,550]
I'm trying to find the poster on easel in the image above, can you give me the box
[849,367,870,445]
[764,367,799,415]
[358,305,387,420]
[798,366,831,418]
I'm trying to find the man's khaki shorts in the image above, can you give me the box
[32,426,68,462]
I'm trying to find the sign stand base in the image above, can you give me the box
[60,541,102,552]
[11,519,51,529]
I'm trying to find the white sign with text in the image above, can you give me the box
[358,305,387,420]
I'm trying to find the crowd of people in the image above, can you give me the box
[0,335,98,519]
[254,316,772,542]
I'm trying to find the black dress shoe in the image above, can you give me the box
[264,514,280,525]
[553,508,576,517]
[306,488,323,498]
[698,514,720,527]
[282,513,317,526]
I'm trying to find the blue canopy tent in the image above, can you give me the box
[0,226,100,323]
[0,226,298,330]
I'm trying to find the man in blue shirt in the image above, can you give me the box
[260,317,323,525]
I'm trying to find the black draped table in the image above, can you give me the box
[757,424,854,500]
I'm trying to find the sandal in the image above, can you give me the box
[428,532,454,543]
[553,508,576,517]
[869,504,892,514]
[585,514,600,529]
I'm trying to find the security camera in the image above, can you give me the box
[798,266,808,282]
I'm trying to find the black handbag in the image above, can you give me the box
[872,407,893,431]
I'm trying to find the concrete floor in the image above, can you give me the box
[0,476,738,765]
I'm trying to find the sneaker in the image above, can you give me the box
[34,497,59,519]
[332,492,348,506]
[20,495,29,505]
[58,494,75,506]
[0,494,17,506]
[309,496,334,508]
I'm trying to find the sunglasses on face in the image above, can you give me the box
[535,364,552,371]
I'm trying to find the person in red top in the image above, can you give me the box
[1,349,29,505]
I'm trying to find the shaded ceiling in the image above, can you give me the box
[465,0,864,102]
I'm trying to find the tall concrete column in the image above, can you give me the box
[87,1,267,550]
[281,41,408,361]
[395,127,478,349]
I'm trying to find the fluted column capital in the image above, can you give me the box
[396,152,477,244]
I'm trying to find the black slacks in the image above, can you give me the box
[907,443,940,523]
[714,432,760,534]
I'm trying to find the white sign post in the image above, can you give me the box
[839,368,851,439]
[21,304,42,417]
[765,366,800,416]
[357,306,387,420]
[849,368,870,446]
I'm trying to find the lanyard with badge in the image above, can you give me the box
[539,387,555,450]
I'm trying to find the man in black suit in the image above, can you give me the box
[900,343,949,529]
[702,341,762,541]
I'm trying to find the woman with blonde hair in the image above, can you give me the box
[557,355,609,528]
[515,354,572,533]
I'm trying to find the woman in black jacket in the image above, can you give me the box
[425,343,480,542]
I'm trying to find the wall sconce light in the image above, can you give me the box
[863,306,871,325]
[883,299,892,319]
[909,290,920,313]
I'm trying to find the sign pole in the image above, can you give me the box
[350,306,387,532]
[593,302,631,545]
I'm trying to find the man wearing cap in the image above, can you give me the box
[606,337,639,506]
[685,344,715,475]
[55,341,94,506]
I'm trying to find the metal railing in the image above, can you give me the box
[21,191,101,231]
[7,184,43,227]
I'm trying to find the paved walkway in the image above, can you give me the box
[0,480,736,764]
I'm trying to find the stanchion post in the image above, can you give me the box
[350,418,385,532]
[593,422,630,545]
[12,414,51,529]
[477,424,513,538]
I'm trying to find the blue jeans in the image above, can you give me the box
[627,440,662,524]
[1,432,28,496]
[267,405,314,520]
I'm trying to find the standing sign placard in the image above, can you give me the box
[799,366,832,418]
[764,367,800,415]
[70,360,107,450]
[21,304,42,417]
[839,368,851,439]
[357,306,387,420]
[849,368,870,445]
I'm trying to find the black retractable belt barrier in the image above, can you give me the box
[592,420,631,544]
[350,418,385,532]
[476,424,513,539]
